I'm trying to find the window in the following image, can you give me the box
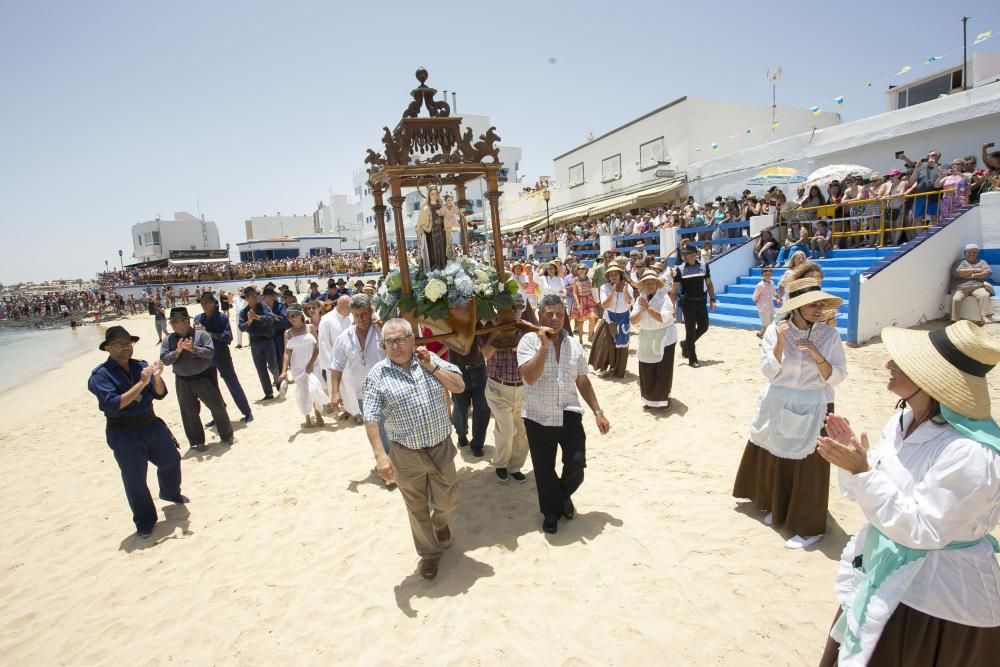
[568,162,585,188]
[897,70,962,109]
[151,231,160,244]
[639,137,665,171]
[602,154,622,182]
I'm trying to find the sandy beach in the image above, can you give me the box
[1,311,996,666]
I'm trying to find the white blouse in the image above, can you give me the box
[600,283,632,314]
[631,291,677,335]
[838,410,1000,627]
[760,321,846,402]
[540,275,565,296]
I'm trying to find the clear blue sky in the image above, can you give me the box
[1,0,997,284]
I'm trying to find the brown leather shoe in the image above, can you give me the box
[419,558,439,580]
[435,525,452,549]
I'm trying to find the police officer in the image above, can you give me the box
[670,245,716,368]
[194,292,253,425]
[238,286,279,399]
[262,287,289,370]
[88,326,188,538]
[160,307,235,451]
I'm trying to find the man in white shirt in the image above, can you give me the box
[318,295,353,405]
[330,294,385,425]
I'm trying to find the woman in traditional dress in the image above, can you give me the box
[630,269,677,409]
[416,186,446,271]
[732,278,847,549]
[571,263,598,343]
[279,306,329,428]
[774,250,808,307]
[588,264,632,378]
[816,319,1000,667]
[538,261,566,300]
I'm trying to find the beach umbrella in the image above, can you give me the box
[804,164,874,189]
[747,167,806,186]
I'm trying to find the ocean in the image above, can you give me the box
[0,325,105,395]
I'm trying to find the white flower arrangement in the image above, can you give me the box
[424,278,448,302]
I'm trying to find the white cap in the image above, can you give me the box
[965,243,980,251]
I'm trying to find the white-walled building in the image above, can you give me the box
[887,52,1000,111]
[236,235,346,262]
[353,112,522,249]
[131,212,221,262]
[244,213,319,241]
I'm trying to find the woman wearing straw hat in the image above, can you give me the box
[733,278,847,549]
[589,263,632,378]
[816,320,1000,667]
[630,270,677,409]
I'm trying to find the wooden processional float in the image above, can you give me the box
[365,68,535,354]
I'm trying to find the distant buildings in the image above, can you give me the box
[131,212,222,263]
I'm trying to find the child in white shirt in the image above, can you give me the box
[752,267,776,338]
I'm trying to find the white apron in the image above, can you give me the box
[748,384,827,459]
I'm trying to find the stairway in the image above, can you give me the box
[710,248,896,338]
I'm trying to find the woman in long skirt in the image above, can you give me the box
[732,277,847,548]
[279,307,329,428]
[630,269,677,409]
[588,264,632,377]
[816,319,1000,666]
[571,264,598,343]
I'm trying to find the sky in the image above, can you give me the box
[1,0,998,284]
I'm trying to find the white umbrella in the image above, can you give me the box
[804,164,875,190]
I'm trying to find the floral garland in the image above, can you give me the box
[374,257,519,322]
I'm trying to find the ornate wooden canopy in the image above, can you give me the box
[364,68,513,350]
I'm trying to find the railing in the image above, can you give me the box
[775,188,957,249]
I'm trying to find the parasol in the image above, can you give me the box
[747,167,806,187]
[803,164,875,190]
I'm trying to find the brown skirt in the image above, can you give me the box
[588,319,628,378]
[732,441,830,537]
[638,344,676,406]
[819,605,1000,667]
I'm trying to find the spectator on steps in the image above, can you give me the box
[950,244,995,325]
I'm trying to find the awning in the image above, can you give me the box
[635,179,684,207]
[540,178,686,228]
[168,258,231,266]
[500,213,547,233]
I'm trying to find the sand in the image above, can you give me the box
[1,310,996,666]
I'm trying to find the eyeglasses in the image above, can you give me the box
[383,334,412,348]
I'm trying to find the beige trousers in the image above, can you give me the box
[387,440,459,559]
[951,287,992,322]
[484,378,529,473]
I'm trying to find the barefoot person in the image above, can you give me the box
[630,270,678,410]
[519,294,611,534]
[279,306,328,428]
[361,318,466,580]
[732,278,847,549]
[88,326,188,538]
[816,320,1000,667]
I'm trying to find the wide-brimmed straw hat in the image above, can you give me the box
[776,278,844,315]
[638,269,664,288]
[605,264,626,276]
[883,320,1000,419]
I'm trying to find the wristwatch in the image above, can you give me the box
[593,409,604,417]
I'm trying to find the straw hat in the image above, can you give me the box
[883,320,1000,419]
[638,269,664,288]
[605,264,626,277]
[776,278,844,315]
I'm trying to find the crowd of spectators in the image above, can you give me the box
[0,288,122,322]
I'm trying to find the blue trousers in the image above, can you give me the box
[212,350,252,418]
[451,363,491,450]
[106,418,182,533]
[249,338,279,397]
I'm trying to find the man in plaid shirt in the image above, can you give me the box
[362,318,466,581]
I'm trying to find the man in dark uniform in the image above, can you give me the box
[450,338,492,456]
[302,282,323,303]
[262,286,289,369]
[319,279,338,302]
[334,278,352,298]
[88,326,188,538]
[238,286,279,399]
[160,307,235,451]
[194,292,253,425]
[670,245,716,368]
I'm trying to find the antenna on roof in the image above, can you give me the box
[767,66,783,131]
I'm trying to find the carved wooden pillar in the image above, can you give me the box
[389,180,409,295]
[485,170,505,281]
[371,183,390,276]
[456,181,470,255]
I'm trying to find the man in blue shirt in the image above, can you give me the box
[238,286,280,399]
[87,326,187,538]
[262,287,289,370]
[194,292,253,424]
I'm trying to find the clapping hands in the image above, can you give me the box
[816,413,871,474]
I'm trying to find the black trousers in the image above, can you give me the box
[451,363,491,450]
[250,338,279,396]
[175,374,234,446]
[525,411,587,518]
[106,418,181,533]
[273,333,286,370]
[680,297,710,363]
[212,350,252,418]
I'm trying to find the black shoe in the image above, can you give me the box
[680,341,688,359]
[205,420,216,428]
[542,514,559,534]
[472,447,485,458]
[241,415,254,424]
[495,467,508,482]
[191,443,208,452]
[690,360,702,368]
[137,528,154,539]
[458,436,469,448]
[562,498,576,520]
[263,394,274,400]
[510,471,527,483]
[159,494,190,504]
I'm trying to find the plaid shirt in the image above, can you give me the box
[486,331,523,384]
[362,352,459,449]
[517,332,588,427]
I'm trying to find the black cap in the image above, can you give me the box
[262,287,277,296]
[336,278,347,285]
[680,246,698,255]
[99,326,139,351]
[169,307,190,319]
[244,285,258,294]
[198,291,216,302]
[282,290,294,298]
[327,279,337,287]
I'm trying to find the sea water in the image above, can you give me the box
[0,325,105,395]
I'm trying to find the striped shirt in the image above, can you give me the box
[517,332,588,427]
[362,352,459,449]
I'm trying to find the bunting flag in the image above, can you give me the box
[897,65,912,75]
[835,96,844,106]
[865,81,873,87]
[925,55,941,64]
[809,106,821,115]
[745,128,752,134]
[710,143,719,151]
[975,30,992,44]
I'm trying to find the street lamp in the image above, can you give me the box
[104,259,109,273]
[543,188,551,229]
[118,249,123,270]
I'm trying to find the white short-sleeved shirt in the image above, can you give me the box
[517,332,588,427]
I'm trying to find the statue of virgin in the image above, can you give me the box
[416,185,447,271]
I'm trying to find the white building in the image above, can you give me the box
[236,235,346,262]
[887,52,1000,111]
[244,213,319,241]
[353,112,522,249]
[131,212,221,262]
[321,194,363,249]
